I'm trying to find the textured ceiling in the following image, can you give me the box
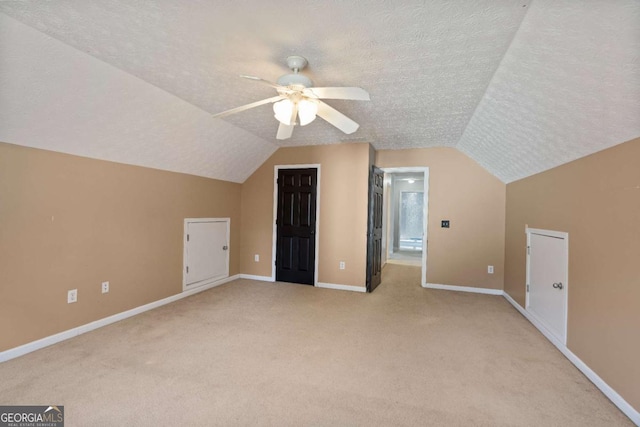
[0,14,274,183]
[0,0,638,183]
[457,0,640,182]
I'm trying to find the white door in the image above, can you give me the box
[184,219,229,290]
[527,229,568,344]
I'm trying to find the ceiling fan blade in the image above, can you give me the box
[304,87,370,101]
[239,75,288,91]
[316,101,360,134]
[211,95,284,119]
[276,122,295,140]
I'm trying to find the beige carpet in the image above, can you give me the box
[0,264,632,426]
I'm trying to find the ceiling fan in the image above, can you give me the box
[212,56,370,140]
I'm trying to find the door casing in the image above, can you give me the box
[271,164,321,286]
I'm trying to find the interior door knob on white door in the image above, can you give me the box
[553,282,563,290]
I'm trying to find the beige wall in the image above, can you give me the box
[504,137,640,410]
[0,142,242,351]
[240,143,371,288]
[376,147,506,290]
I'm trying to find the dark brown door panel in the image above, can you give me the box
[276,168,317,285]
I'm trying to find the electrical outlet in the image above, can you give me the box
[102,281,109,293]
[339,261,346,270]
[67,289,78,304]
[254,254,259,262]
[488,265,494,274]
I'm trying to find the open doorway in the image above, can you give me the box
[381,168,429,286]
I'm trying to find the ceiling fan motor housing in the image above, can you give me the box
[277,73,313,88]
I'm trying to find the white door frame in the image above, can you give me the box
[271,164,321,286]
[183,218,230,291]
[525,226,569,345]
[380,167,430,286]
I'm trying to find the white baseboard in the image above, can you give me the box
[240,276,365,293]
[239,274,274,282]
[316,282,367,293]
[0,274,240,363]
[422,282,503,295]
[502,292,640,426]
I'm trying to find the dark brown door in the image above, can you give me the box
[366,166,384,292]
[276,168,317,285]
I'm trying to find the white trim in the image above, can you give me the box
[272,164,321,286]
[525,226,568,240]
[239,274,274,282]
[505,291,567,350]
[525,229,531,307]
[316,282,367,293]
[422,282,503,295]
[380,167,430,288]
[0,274,240,363]
[422,170,430,287]
[525,226,569,345]
[183,218,231,292]
[503,292,640,426]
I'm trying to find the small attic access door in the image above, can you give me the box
[526,227,568,345]
[183,218,229,291]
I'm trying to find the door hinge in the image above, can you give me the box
[527,246,530,255]
[187,234,190,242]
[526,284,529,292]
[186,266,189,274]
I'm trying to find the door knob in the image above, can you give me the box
[552,282,563,290]
[222,245,228,251]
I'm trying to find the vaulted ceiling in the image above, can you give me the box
[1,1,638,183]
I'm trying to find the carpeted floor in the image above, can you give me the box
[0,264,632,426]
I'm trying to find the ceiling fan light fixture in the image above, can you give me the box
[298,99,318,126]
[273,99,294,125]
[212,55,370,140]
